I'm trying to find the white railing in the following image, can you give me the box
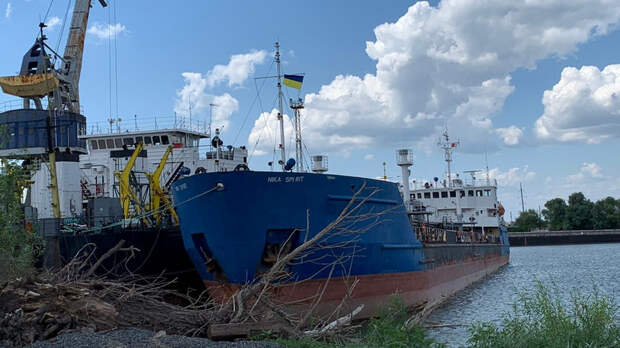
[85,115,209,136]
[455,178,497,187]
[412,178,497,190]
[0,98,86,114]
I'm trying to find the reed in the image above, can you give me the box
[467,281,619,348]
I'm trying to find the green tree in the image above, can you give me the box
[566,192,594,230]
[0,159,39,282]
[542,198,568,230]
[592,196,620,229]
[513,209,545,232]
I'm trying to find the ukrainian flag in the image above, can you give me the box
[283,74,303,89]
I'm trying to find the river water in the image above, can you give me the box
[426,243,620,347]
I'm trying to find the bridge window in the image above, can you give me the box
[450,191,456,197]
[161,135,169,145]
[90,140,98,150]
[460,190,465,197]
[98,139,106,149]
[153,136,161,145]
[441,191,448,198]
[143,136,152,145]
[123,138,133,146]
[417,193,422,199]
[424,192,431,199]
[106,139,114,148]
[432,192,439,198]
[135,136,143,144]
[484,189,491,196]
[115,138,122,148]
[468,190,474,197]
[476,190,483,197]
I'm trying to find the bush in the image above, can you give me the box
[467,281,619,348]
[0,159,40,282]
[363,297,440,348]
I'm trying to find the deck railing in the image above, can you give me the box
[85,115,209,136]
[0,99,86,114]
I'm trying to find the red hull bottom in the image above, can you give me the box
[206,254,509,319]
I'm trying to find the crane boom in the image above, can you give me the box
[116,142,144,219]
[146,146,178,224]
[61,0,107,113]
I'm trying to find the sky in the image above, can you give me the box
[0,0,619,220]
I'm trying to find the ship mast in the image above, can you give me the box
[438,127,459,187]
[290,98,304,172]
[275,42,286,171]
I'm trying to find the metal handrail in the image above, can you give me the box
[0,99,86,114]
[85,115,209,136]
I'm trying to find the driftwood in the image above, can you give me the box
[208,320,296,340]
[0,240,220,347]
[404,296,448,329]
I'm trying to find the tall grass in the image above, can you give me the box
[362,297,440,348]
[276,297,443,348]
[467,281,619,348]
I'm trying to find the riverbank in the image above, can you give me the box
[2,243,618,347]
[509,229,620,246]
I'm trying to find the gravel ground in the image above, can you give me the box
[15,328,284,348]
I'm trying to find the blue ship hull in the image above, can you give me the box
[171,171,426,284]
[171,170,509,317]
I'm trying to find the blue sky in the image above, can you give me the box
[1,0,619,220]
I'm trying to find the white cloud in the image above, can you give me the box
[489,166,536,186]
[206,50,267,87]
[87,23,126,40]
[496,126,523,146]
[5,3,12,18]
[247,108,294,156]
[364,154,375,160]
[534,65,620,144]
[567,162,603,181]
[504,162,620,221]
[255,1,620,155]
[174,72,239,131]
[45,17,60,30]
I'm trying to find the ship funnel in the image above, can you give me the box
[311,155,328,173]
[396,149,413,210]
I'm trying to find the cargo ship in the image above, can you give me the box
[170,43,510,318]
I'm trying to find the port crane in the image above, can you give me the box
[1,0,108,112]
[0,0,107,218]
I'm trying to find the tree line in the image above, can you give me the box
[510,192,620,232]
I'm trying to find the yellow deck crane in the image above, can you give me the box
[115,142,150,226]
[146,145,178,225]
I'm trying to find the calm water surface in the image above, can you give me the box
[426,243,620,347]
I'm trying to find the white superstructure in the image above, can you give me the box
[25,121,248,220]
[409,175,501,231]
[78,125,247,201]
[398,129,504,234]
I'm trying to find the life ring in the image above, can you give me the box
[234,164,250,171]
